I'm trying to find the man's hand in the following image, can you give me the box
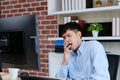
[62,42,71,65]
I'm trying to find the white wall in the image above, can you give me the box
[49,53,63,77]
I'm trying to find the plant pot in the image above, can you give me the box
[92,30,99,37]
[106,3,113,6]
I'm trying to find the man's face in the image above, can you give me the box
[62,29,81,50]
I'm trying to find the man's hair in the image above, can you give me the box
[62,22,81,35]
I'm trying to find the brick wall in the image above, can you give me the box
[0,0,58,77]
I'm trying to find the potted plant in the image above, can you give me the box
[87,23,103,37]
[106,0,113,6]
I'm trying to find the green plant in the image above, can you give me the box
[87,23,103,32]
[108,0,113,3]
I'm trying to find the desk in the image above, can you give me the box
[0,73,65,80]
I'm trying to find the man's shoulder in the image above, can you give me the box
[86,40,100,43]
[85,40,102,46]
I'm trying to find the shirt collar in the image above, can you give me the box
[71,40,86,56]
[77,40,86,55]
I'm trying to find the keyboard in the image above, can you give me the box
[19,76,61,80]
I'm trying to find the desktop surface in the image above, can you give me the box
[20,76,61,80]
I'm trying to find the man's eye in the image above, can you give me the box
[63,37,66,39]
[68,35,72,37]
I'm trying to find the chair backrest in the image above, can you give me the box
[107,54,119,80]
[0,52,2,72]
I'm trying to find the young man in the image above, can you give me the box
[56,22,110,80]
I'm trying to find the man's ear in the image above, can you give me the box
[78,31,82,37]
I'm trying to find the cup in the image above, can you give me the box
[8,68,19,80]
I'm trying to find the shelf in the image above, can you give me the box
[48,6,120,15]
[82,36,120,40]
[48,36,120,41]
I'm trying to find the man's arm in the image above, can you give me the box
[56,41,71,78]
[90,41,110,80]
[64,42,110,80]
[55,65,68,78]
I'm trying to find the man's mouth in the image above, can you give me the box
[67,43,72,47]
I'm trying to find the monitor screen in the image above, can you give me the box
[0,15,40,70]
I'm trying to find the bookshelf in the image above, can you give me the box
[47,1,120,79]
[47,0,120,40]
[48,36,120,41]
[48,6,120,15]
[47,0,120,15]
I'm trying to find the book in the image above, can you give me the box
[62,0,65,11]
[116,17,120,36]
[64,17,68,24]
[64,16,71,24]
[119,18,120,36]
[65,0,68,10]
[78,20,85,36]
[71,0,75,10]
[112,18,116,36]
[67,16,71,22]
[76,0,79,10]
[78,0,82,10]
[86,0,93,8]
[82,0,86,9]
[68,0,72,10]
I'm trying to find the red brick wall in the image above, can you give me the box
[0,0,58,76]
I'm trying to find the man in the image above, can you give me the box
[56,22,110,80]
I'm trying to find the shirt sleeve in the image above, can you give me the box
[55,64,69,78]
[90,41,110,80]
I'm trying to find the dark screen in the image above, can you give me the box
[0,31,26,64]
[0,15,40,70]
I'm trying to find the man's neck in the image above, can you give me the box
[74,40,83,55]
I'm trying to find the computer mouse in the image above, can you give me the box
[18,72,29,77]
